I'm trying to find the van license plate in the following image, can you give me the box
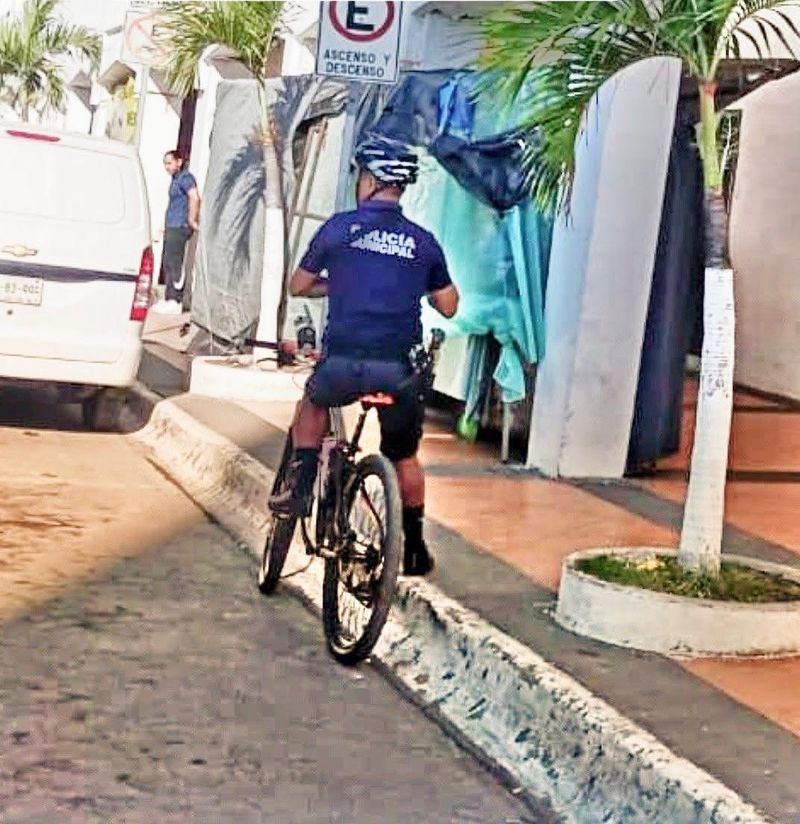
[0,274,43,306]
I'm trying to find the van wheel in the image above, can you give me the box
[82,390,124,432]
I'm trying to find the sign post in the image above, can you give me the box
[316,1,404,85]
[122,8,169,147]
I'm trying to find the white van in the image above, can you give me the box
[0,123,152,428]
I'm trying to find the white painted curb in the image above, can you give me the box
[557,548,800,657]
[132,397,772,824]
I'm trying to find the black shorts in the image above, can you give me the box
[306,355,423,462]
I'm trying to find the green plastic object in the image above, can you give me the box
[456,414,479,443]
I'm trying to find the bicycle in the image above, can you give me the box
[257,329,445,665]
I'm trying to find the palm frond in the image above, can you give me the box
[0,0,100,119]
[479,0,800,212]
[39,60,66,115]
[21,0,60,40]
[159,1,284,97]
[479,0,686,211]
[41,22,101,70]
[716,1,800,68]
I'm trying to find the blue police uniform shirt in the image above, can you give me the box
[165,169,197,229]
[300,200,452,359]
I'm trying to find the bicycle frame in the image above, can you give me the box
[295,327,445,562]
[298,406,352,561]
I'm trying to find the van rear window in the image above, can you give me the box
[0,141,128,224]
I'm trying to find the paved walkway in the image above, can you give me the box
[420,380,800,743]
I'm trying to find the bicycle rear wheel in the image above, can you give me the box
[257,434,297,595]
[322,453,402,665]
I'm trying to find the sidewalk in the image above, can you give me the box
[136,320,800,822]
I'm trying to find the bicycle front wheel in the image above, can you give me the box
[257,434,297,595]
[322,453,402,665]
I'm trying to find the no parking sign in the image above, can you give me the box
[316,2,404,84]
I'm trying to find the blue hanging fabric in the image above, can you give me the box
[437,72,476,139]
[365,71,534,212]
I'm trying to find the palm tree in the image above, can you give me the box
[160,0,285,354]
[0,0,100,122]
[480,0,800,577]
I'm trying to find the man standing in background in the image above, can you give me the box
[152,149,200,314]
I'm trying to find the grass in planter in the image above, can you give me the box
[575,554,800,603]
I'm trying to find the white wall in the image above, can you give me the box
[281,32,316,76]
[136,73,181,273]
[59,90,93,134]
[399,2,486,71]
[0,0,125,130]
[281,0,317,78]
[729,70,800,401]
[529,57,683,478]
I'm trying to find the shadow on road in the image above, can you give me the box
[0,385,88,433]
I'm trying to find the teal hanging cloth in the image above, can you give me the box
[398,72,552,427]
[404,159,551,406]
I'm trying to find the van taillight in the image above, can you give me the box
[7,129,60,142]
[130,247,153,322]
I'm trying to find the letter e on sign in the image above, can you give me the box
[315,1,403,84]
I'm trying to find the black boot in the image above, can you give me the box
[269,448,318,518]
[402,505,435,576]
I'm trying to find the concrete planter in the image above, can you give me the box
[556,547,800,657]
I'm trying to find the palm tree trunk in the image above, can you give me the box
[253,93,285,362]
[677,81,735,576]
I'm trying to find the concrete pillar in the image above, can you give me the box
[729,71,800,402]
[528,57,682,478]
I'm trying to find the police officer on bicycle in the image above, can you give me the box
[269,134,459,576]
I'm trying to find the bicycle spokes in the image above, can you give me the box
[333,474,388,632]
[349,473,387,550]
[335,585,373,644]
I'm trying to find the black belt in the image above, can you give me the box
[326,344,412,361]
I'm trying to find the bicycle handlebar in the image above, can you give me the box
[245,329,445,359]
[243,338,280,350]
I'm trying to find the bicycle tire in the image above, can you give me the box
[322,453,402,665]
[257,434,297,595]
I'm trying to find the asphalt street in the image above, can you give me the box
[0,386,549,823]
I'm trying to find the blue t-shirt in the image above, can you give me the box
[165,169,197,229]
[300,200,452,358]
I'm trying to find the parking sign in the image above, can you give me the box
[121,9,169,67]
[316,2,404,84]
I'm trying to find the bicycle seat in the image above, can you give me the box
[359,393,395,408]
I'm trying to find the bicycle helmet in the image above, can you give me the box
[353,133,418,187]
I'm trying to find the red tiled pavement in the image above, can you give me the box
[418,384,800,740]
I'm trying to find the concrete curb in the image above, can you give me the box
[119,382,162,434]
[131,395,772,824]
